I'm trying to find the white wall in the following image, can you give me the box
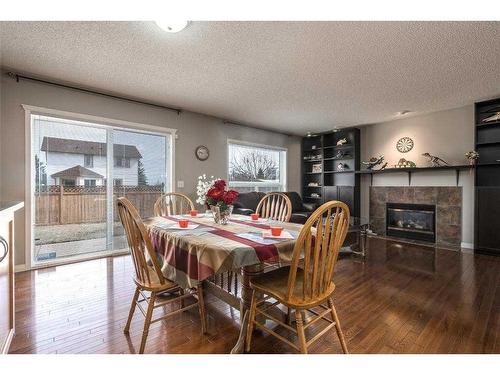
[0,75,301,267]
[360,105,475,248]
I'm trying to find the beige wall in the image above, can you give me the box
[0,76,301,267]
[360,105,475,247]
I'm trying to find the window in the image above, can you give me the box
[228,140,287,193]
[84,154,93,168]
[29,109,174,269]
[61,178,76,187]
[114,157,130,168]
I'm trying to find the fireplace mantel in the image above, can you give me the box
[357,165,472,186]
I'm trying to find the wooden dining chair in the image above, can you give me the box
[153,192,194,216]
[255,192,292,222]
[245,201,350,354]
[117,197,207,354]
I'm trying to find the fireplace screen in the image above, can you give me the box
[386,203,436,242]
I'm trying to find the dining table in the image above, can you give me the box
[143,213,305,353]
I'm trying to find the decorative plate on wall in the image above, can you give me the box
[195,145,210,161]
[396,137,414,153]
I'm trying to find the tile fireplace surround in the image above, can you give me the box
[369,186,462,248]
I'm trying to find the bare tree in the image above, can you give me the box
[229,149,278,181]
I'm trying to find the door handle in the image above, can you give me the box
[0,236,8,263]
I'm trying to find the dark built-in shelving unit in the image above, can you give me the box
[302,128,360,217]
[475,97,500,256]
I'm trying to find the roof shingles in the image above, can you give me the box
[51,165,104,179]
[41,137,142,158]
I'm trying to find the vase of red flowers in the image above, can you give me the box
[205,179,239,225]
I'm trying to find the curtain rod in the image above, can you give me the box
[6,72,182,115]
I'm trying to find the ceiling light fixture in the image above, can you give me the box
[396,110,411,116]
[306,132,312,137]
[155,20,189,33]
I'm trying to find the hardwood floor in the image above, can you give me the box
[9,237,500,354]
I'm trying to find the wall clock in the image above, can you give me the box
[195,145,210,161]
[396,137,414,153]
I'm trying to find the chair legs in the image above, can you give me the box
[139,292,156,354]
[126,284,208,354]
[197,286,207,334]
[124,287,140,334]
[328,298,349,354]
[179,288,185,309]
[295,310,308,354]
[243,293,348,354]
[244,290,257,352]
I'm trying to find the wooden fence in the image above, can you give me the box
[35,185,164,225]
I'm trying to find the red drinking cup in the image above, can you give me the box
[270,226,283,236]
[179,219,189,228]
[251,213,259,221]
[189,210,198,217]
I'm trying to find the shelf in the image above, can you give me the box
[476,141,500,146]
[477,120,500,127]
[323,157,353,161]
[477,162,500,166]
[356,165,472,186]
[323,144,353,150]
[301,127,361,217]
[305,172,322,175]
[324,170,353,174]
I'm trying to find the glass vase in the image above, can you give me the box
[210,205,233,225]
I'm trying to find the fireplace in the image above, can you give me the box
[386,203,436,243]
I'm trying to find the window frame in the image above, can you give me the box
[84,179,96,187]
[227,139,287,192]
[62,178,76,187]
[24,104,176,271]
[84,154,94,168]
[114,157,130,168]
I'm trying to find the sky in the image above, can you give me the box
[33,115,169,185]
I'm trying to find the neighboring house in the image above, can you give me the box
[41,137,142,186]
[51,165,105,187]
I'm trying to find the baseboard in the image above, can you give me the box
[461,242,474,250]
[14,264,27,273]
[1,329,14,354]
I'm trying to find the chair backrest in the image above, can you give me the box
[117,197,165,287]
[153,193,194,216]
[255,192,292,222]
[286,201,350,302]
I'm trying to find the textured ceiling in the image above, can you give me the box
[1,21,499,135]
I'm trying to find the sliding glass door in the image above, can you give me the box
[31,113,171,265]
[111,129,169,251]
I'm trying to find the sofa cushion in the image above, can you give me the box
[233,207,255,216]
[233,191,266,211]
[290,211,312,224]
[284,192,305,212]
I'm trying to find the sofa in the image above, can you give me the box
[232,191,318,224]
